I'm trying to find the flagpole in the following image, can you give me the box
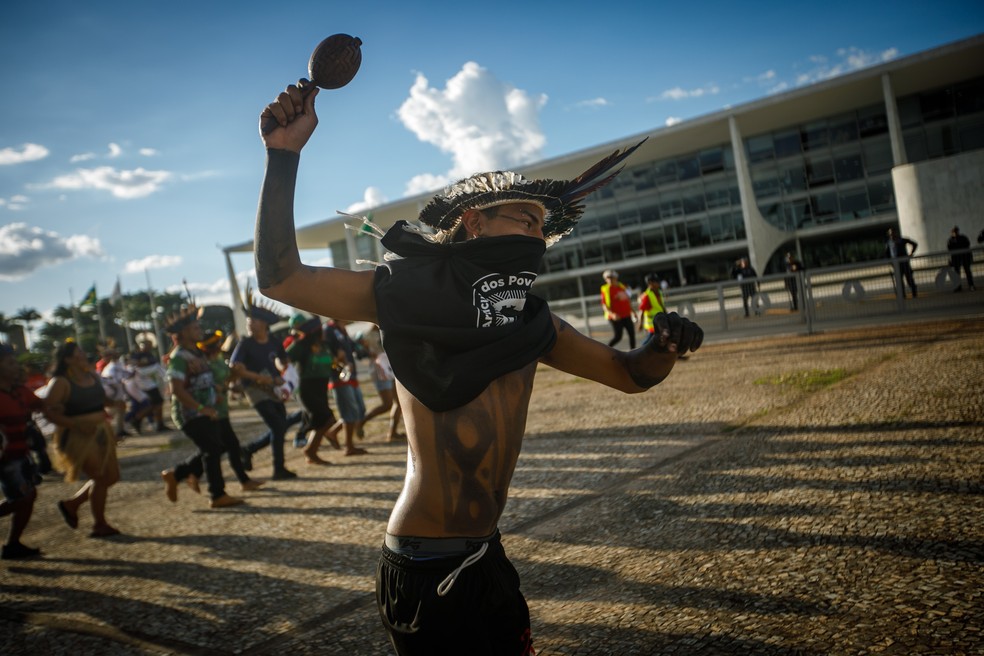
[115,276,134,352]
[96,283,107,343]
[145,269,165,360]
[68,289,83,344]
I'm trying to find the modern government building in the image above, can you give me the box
[224,34,984,318]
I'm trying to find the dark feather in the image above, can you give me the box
[559,138,648,203]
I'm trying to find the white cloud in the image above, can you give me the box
[123,254,183,273]
[1,194,30,211]
[658,84,720,101]
[70,152,97,163]
[31,166,173,199]
[574,98,610,109]
[345,187,388,214]
[0,143,49,166]
[404,172,451,197]
[139,148,160,157]
[0,222,105,280]
[107,143,122,158]
[794,46,900,87]
[397,61,548,191]
[665,117,682,127]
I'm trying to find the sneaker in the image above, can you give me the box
[241,448,253,472]
[271,469,298,480]
[293,435,308,448]
[2,542,42,559]
[241,479,265,492]
[209,494,245,509]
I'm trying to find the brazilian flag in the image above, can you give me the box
[79,284,97,310]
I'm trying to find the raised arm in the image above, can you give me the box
[256,82,377,323]
[540,312,703,393]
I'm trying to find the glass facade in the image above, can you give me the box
[317,65,984,300]
[744,105,898,231]
[538,144,745,298]
[898,75,984,162]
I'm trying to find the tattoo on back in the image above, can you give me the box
[430,368,533,534]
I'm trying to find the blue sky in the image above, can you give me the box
[2,0,982,329]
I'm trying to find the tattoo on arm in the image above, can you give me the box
[255,148,302,289]
[624,349,669,390]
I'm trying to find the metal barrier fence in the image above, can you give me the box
[548,247,984,342]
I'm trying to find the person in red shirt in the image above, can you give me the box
[600,269,637,349]
[0,344,44,559]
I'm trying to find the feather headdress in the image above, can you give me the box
[164,304,199,334]
[242,283,282,325]
[417,138,647,246]
[164,279,202,334]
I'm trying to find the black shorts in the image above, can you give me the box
[0,456,38,501]
[298,377,335,429]
[376,531,534,656]
[146,387,164,405]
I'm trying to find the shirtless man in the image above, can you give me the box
[256,82,703,655]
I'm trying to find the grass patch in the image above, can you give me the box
[753,368,850,392]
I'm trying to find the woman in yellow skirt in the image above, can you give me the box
[44,341,121,538]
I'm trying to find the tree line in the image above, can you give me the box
[0,293,235,368]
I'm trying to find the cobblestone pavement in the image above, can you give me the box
[2,316,982,655]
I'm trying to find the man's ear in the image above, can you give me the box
[460,209,483,238]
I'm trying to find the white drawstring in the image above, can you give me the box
[436,542,489,597]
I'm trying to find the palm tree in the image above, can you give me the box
[14,307,41,348]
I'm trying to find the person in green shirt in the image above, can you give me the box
[198,329,264,492]
[161,308,243,509]
[285,314,340,465]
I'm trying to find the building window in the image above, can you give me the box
[747,134,774,163]
[811,191,839,223]
[642,227,666,255]
[833,153,864,183]
[862,137,894,174]
[329,240,349,270]
[838,187,870,221]
[867,179,895,213]
[801,121,829,152]
[699,148,725,174]
[829,113,860,144]
[858,104,888,137]
[773,130,801,159]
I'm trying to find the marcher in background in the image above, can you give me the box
[285,314,340,465]
[18,363,53,476]
[198,328,264,493]
[885,228,918,298]
[600,269,636,349]
[637,273,667,347]
[324,319,368,457]
[784,252,805,311]
[132,335,168,432]
[359,326,404,442]
[232,294,298,480]
[947,226,976,292]
[161,307,244,509]
[44,340,121,538]
[731,257,759,317]
[99,346,130,439]
[0,344,43,559]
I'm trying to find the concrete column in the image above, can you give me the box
[223,250,247,337]
[728,116,788,274]
[882,73,907,166]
